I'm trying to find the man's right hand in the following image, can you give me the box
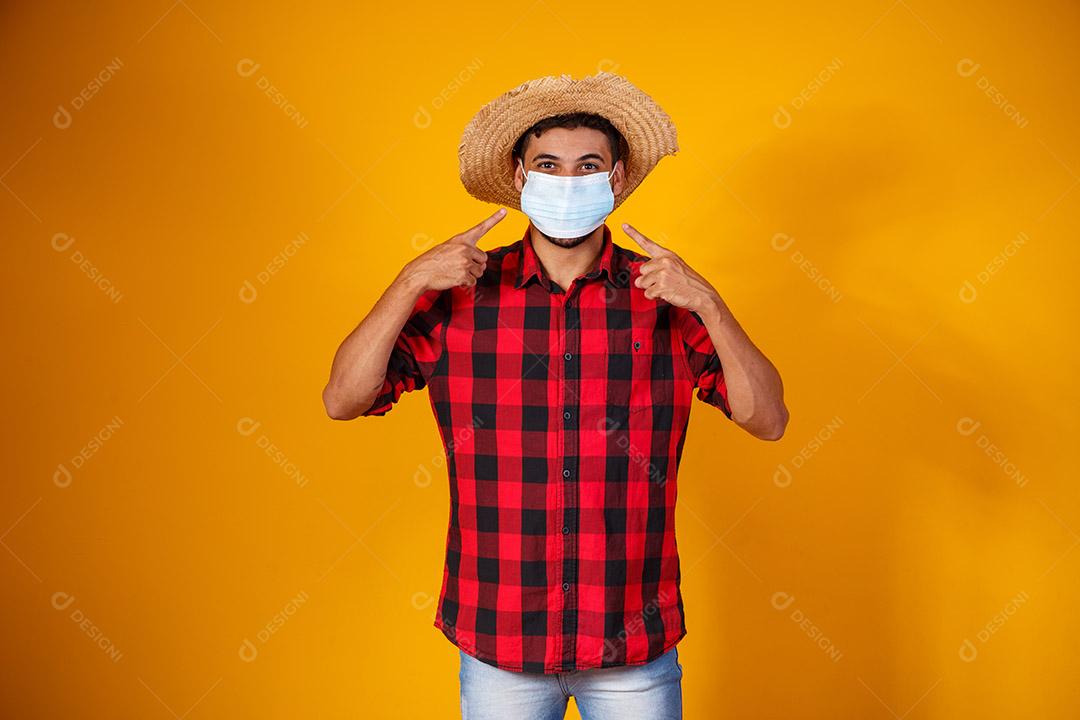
[324,208,508,420]
[402,208,507,292]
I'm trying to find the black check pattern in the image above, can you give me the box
[363,223,732,673]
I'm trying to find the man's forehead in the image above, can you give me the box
[522,126,611,159]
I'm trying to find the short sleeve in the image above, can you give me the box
[676,307,733,420]
[361,288,451,417]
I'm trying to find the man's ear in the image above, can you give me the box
[513,158,524,192]
[613,158,626,195]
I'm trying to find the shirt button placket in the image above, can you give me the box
[560,288,580,668]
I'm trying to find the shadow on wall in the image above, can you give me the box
[685,101,1046,717]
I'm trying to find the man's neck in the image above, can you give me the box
[528,224,605,291]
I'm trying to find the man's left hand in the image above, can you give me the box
[622,223,723,319]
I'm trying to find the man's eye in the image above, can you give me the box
[582,163,598,170]
[539,162,554,169]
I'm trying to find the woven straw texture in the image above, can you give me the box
[458,71,679,211]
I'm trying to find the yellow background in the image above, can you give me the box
[2,1,1077,717]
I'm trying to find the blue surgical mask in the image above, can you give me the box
[518,159,616,238]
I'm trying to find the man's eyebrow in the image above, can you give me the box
[530,152,608,162]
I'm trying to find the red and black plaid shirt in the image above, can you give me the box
[363,222,732,673]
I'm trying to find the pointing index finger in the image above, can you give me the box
[621,222,670,257]
[459,207,508,245]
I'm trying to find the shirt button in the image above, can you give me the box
[563,411,571,420]
[564,352,572,361]
[562,469,571,478]
[562,525,570,534]
[562,582,570,592]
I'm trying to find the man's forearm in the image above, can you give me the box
[698,295,788,440]
[322,269,427,420]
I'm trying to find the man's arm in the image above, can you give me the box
[622,222,789,441]
[322,270,430,420]
[322,208,506,420]
[692,298,788,440]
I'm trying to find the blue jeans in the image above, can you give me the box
[458,646,683,720]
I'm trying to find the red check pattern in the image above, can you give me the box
[363,223,732,673]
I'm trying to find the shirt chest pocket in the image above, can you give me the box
[610,328,677,421]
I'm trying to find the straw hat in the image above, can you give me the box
[458,71,679,212]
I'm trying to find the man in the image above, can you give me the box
[323,71,788,719]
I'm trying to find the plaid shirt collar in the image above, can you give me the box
[513,223,632,291]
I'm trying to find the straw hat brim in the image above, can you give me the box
[458,71,679,212]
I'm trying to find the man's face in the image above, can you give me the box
[513,126,625,248]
